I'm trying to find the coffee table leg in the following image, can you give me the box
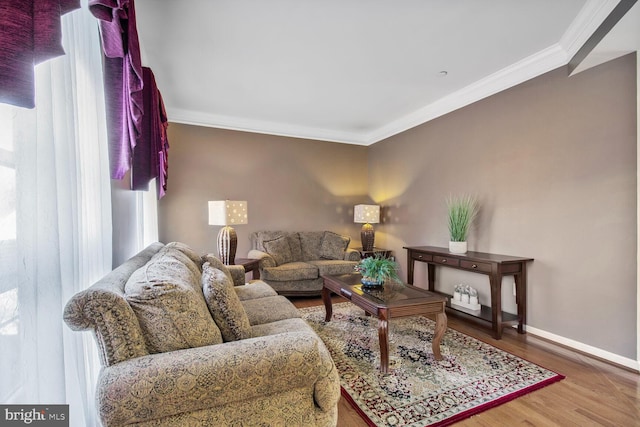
[378,310,389,373]
[432,309,447,361]
[321,286,333,322]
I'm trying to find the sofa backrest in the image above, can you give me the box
[250,231,352,263]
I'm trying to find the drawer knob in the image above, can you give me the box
[441,259,447,263]
[472,264,478,269]
[418,255,423,258]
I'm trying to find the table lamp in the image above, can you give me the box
[354,204,380,252]
[208,200,248,265]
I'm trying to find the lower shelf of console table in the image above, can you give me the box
[404,246,533,339]
[432,290,520,331]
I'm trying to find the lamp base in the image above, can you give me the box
[217,226,237,265]
[360,223,375,252]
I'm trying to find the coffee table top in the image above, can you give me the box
[322,273,445,310]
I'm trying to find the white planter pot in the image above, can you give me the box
[449,241,467,254]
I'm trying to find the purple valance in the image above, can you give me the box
[89,0,144,180]
[0,0,81,108]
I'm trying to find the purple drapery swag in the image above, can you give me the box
[89,0,144,181]
[0,0,81,108]
[132,67,169,198]
[90,0,169,198]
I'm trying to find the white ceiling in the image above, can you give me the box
[135,0,626,145]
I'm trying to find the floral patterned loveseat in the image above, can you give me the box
[63,242,340,426]
[248,231,361,296]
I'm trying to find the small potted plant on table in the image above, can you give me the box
[447,194,479,254]
[355,255,400,288]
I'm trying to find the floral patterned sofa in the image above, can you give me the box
[63,242,340,427]
[248,231,361,296]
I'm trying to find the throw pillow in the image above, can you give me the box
[202,262,252,341]
[125,252,223,353]
[320,231,350,260]
[201,253,233,283]
[262,235,293,266]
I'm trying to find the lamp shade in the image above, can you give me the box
[354,204,380,224]
[208,201,248,226]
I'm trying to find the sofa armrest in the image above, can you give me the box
[248,249,277,269]
[344,248,361,261]
[226,265,246,286]
[97,330,339,426]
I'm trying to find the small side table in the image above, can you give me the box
[233,258,260,280]
[354,247,392,259]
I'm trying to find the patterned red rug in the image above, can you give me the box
[300,302,564,426]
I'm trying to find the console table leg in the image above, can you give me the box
[515,267,527,334]
[489,273,503,339]
[427,263,436,292]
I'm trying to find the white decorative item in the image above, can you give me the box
[449,241,467,254]
[450,284,481,311]
[208,200,248,265]
[354,204,380,251]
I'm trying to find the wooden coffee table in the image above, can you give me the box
[322,274,447,373]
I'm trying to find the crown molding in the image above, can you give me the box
[561,0,621,57]
[168,108,370,145]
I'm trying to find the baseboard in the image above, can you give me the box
[524,325,640,372]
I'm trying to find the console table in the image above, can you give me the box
[403,246,533,339]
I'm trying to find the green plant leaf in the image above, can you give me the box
[446,194,479,242]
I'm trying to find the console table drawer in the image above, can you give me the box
[412,252,432,262]
[433,256,459,266]
[460,260,492,273]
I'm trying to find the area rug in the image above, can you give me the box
[300,302,564,427]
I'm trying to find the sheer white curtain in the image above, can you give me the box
[0,2,111,426]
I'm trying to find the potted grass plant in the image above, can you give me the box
[355,255,400,288]
[446,194,479,254]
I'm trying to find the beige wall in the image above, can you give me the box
[158,125,370,257]
[369,54,637,359]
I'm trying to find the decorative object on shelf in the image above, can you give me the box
[451,284,481,311]
[354,255,400,288]
[446,194,478,254]
[354,204,380,251]
[208,200,248,265]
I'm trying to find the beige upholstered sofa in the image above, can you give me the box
[63,242,340,427]
[247,231,361,296]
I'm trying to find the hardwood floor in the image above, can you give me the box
[291,295,640,427]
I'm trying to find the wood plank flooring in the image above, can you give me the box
[291,296,640,427]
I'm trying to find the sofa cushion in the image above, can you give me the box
[165,241,203,271]
[299,231,325,261]
[262,262,319,282]
[241,295,301,325]
[251,317,315,338]
[308,260,359,277]
[320,231,350,260]
[125,251,223,353]
[234,281,278,301]
[286,233,303,262]
[263,235,293,266]
[153,246,202,287]
[201,253,233,282]
[202,263,252,341]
